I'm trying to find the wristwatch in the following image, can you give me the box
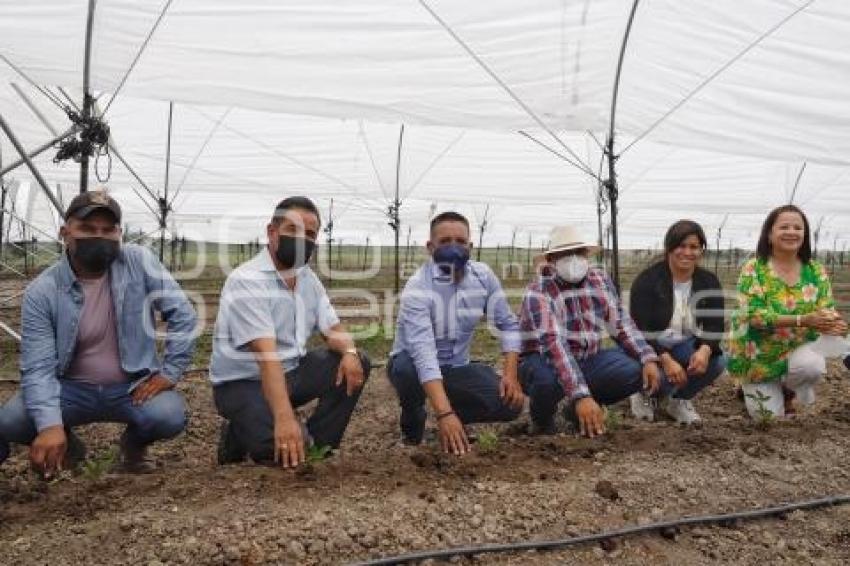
[343,347,358,357]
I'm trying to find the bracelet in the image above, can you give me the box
[435,410,455,421]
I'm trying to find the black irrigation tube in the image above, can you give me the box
[350,494,850,565]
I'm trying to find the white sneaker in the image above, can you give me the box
[629,392,655,422]
[664,397,701,425]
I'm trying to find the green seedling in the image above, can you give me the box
[80,447,118,481]
[604,407,622,431]
[477,430,499,454]
[306,444,332,463]
[745,390,776,430]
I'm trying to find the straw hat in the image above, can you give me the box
[542,225,601,257]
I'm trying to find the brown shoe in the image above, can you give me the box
[63,430,88,470]
[118,432,155,474]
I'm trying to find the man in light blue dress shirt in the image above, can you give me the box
[210,197,370,468]
[389,212,524,454]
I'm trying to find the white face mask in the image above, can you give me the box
[555,254,589,283]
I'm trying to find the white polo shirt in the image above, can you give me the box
[209,249,339,384]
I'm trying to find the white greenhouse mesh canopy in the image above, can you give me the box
[0,0,848,249]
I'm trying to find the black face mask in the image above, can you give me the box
[275,235,316,269]
[72,238,120,274]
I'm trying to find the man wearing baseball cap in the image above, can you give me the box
[518,225,661,437]
[0,189,197,475]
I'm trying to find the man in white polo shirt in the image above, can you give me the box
[210,197,370,468]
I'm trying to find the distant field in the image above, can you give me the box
[2,241,849,378]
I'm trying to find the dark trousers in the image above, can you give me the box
[387,351,520,444]
[0,381,186,465]
[520,348,644,426]
[213,348,370,461]
[520,340,724,426]
[660,338,726,399]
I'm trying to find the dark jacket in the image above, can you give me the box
[629,261,724,356]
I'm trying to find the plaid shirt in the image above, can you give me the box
[520,266,657,401]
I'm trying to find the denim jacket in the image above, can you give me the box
[20,244,197,431]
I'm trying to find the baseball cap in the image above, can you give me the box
[64,190,122,223]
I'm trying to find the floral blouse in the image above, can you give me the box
[728,258,834,383]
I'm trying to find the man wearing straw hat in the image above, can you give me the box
[518,225,661,436]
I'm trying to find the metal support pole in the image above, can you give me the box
[160,102,174,263]
[0,113,64,215]
[603,0,641,293]
[476,203,489,262]
[159,203,167,264]
[57,87,82,113]
[79,0,98,193]
[604,141,620,291]
[79,98,94,192]
[393,124,404,294]
[596,193,604,250]
[11,83,60,136]
[0,126,79,178]
[715,213,729,274]
[4,181,16,246]
[324,198,334,285]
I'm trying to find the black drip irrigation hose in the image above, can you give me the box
[349,494,850,565]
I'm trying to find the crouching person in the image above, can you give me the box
[388,212,524,455]
[729,205,846,418]
[210,197,370,467]
[519,226,661,437]
[628,220,728,424]
[0,191,197,475]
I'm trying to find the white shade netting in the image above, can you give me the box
[0,0,847,249]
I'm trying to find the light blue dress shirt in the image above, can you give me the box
[209,249,339,385]
[391,260,521,383]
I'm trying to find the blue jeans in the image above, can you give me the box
[519,339,725,426]
[0,380,187,465]
[661,338,727,400]
[387,351,521,444]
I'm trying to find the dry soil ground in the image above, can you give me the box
[2,260,850,565]
[2,360,850,565]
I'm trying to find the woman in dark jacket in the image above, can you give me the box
[629,220,727,424]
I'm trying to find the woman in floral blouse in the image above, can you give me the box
[729,205,847,418]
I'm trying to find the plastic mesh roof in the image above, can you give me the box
[0,0,848,248]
